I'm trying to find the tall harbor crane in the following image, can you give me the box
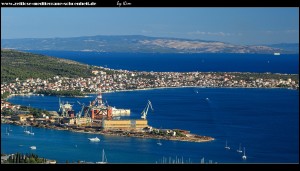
[76,101,85,118]
[77,101,91,118]
[141,100,153,120]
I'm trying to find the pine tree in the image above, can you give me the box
[8,156,12,163]
[25,157,29,163]
[16,153,20,163]
[12,154,16,163]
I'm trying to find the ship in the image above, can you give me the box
[274,52,280,56]
[58,98,75,117]
[88,137,100,142]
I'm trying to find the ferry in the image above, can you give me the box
[274,52,280,56]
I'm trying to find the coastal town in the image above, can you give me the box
[1,66,298,96]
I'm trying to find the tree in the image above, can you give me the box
[12,154,16,163]
[16,153,20,163]
[25,157,29,163]
[29,157,37,163]
[8,156,12,163]
[1,92,10,99]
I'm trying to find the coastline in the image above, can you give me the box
[1,86,295,143]
[1,121,215,143]
[5,86,298,100]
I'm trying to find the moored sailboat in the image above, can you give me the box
[96,149,107,164]
[225,140,230,150]
[237,143,243,153]
[157,139,162,146]
[242,147,247,160]
[29,126,35,135]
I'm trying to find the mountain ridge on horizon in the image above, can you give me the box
[2,35,298,54]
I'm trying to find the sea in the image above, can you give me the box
[23,50,299,74]
[1,51,299,164]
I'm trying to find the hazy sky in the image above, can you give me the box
[1,7,299,45]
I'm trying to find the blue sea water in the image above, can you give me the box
[24,50,299,74]
[2,51,299,163]
[2,88,299,163]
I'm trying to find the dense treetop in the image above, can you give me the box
[1,49,94,83]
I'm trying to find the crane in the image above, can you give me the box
[76,101,85,118]
[141,100,153,120]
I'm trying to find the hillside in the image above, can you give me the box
[1,35,292,54]
[1,49,94,83]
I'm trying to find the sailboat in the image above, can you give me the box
[96,149,107,164]
[157,139,162,146]
[8,125,12,132]
[29,126,34,135]
[200,157,205,164]
[225,140,230,150]
[6,127,9,135]
[242,147,247,160]
[237,143,243,153]
[24,126,30,134]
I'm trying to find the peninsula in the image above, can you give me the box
[1,119,214,143]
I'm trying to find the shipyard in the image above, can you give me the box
[1,87,214,143]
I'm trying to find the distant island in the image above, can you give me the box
[2,35,298,54]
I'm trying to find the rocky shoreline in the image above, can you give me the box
[2,120,214,143]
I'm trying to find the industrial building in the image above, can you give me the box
[102,119,148,130]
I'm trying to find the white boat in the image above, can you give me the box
[157,139,162,146]
[30,146,36,150]
[237,143,243,153]
[274,52,280,56]
[225,140,230,150]
[96,149,107,164]
[8,125,12,132]
[6,127,9,135]
[88,137,100,142]
[242,147,247,160]
[24,126,31,134]
[29,126,34,135]
[49,160,56,164]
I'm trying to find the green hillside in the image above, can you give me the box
[1,49,94,83]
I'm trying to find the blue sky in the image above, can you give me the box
[1,8,299,45]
